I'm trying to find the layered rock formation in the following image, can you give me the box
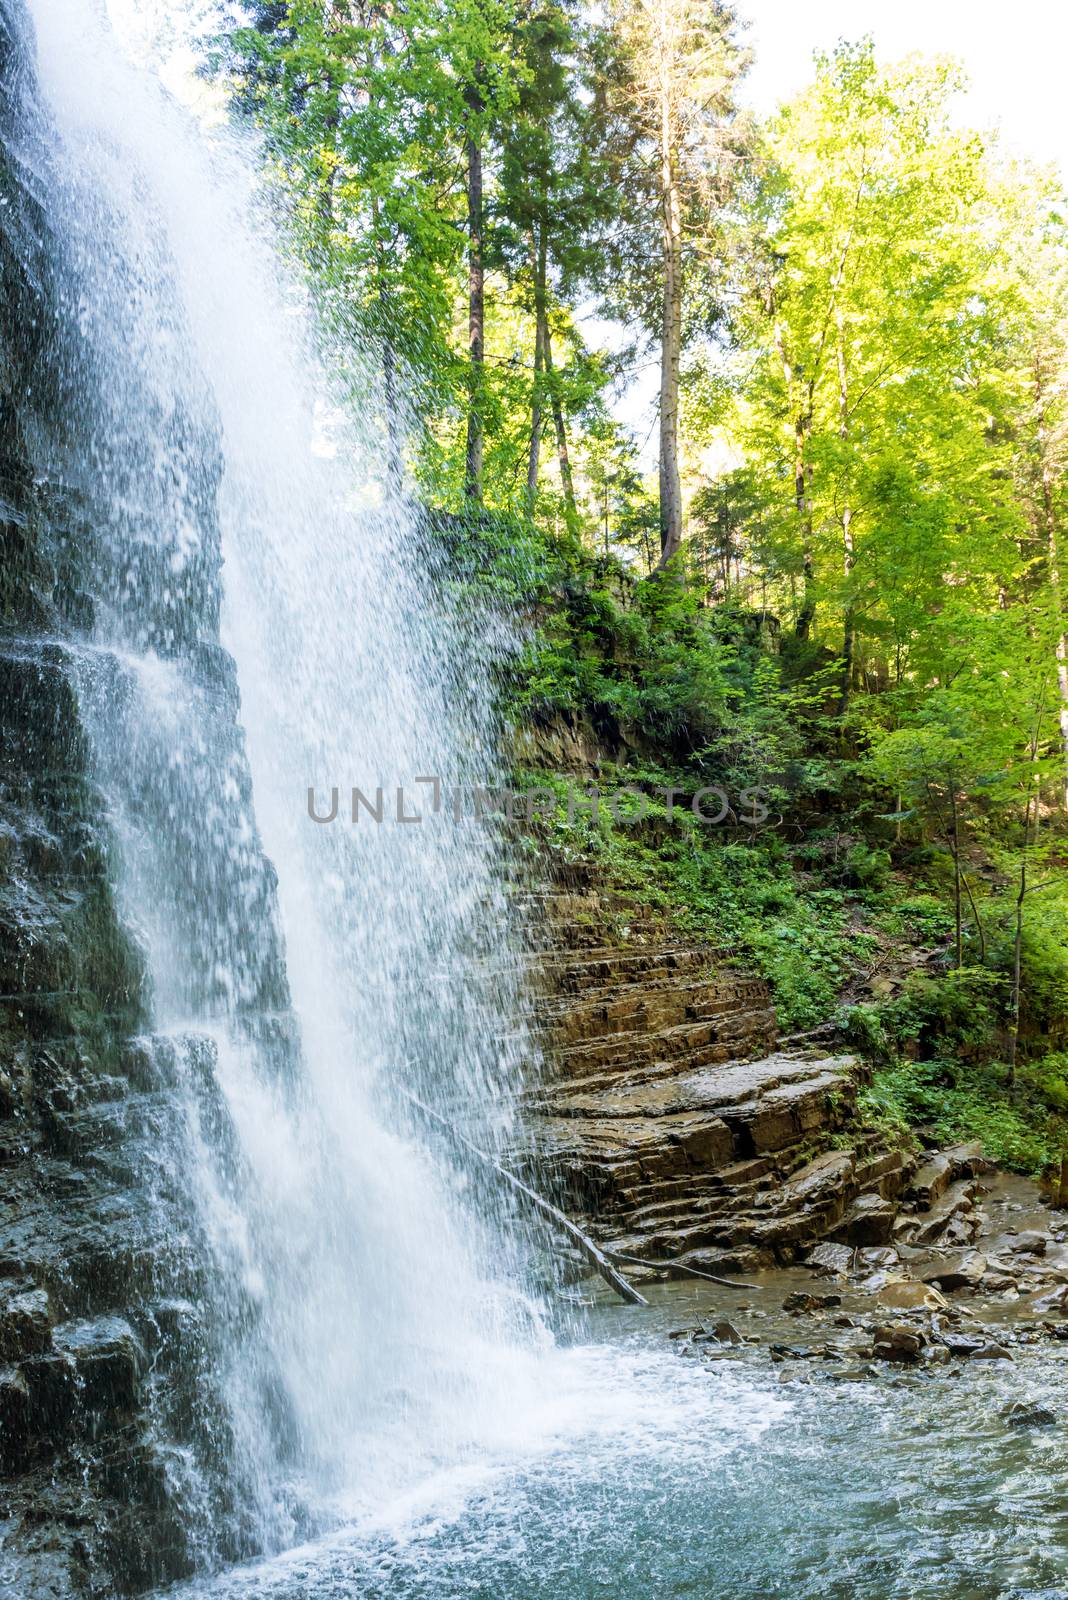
[528,871,916,1278]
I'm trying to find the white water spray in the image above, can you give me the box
[23,0,546,1557]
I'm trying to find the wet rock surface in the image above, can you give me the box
[0,6,295,1590]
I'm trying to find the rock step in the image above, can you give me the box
[551,1010,779,1077]
[527,946,722,990]
[537,979,773,1043]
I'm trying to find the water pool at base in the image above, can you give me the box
[163,1293,1068,1600]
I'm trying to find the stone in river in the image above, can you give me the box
[783,1290,842,1312]
[919,1250,986,1292]
[805,1242,854,1277]
[872,1322,924,1362]
[876,1281,948,1312]
[1010,1231,1048,1256]
[1003,1400,1055,1427]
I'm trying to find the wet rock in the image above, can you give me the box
[912,1181,976,1246]
[0,1282,52,1361]
[1010,1231,1047,1256]
[855,1247,900,1272]
[19,1349,77,1443]
[970,1344,1013,1361]
[981,1271,1019,1293]
[1032,1285,1068,1315]
[54,1316,145,1414]
[1003,1400,1056,1427]
[944,1141,991,1173]
[872,1322,924,1363]
[805,1241,854,1278]
[875,1281,948,1312]
[836,1193,896,1247]
[782,1290,841,1313]
[940,1330,985,1357]
[0,1368,31,1471]
[919,1250,987,1293]
[710,1319,743,1345]
[909,1152,954,1210]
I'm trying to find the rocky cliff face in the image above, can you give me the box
[525,869,919,1280]
[0,6,291,1592]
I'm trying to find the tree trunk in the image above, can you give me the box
[655,40,683,571]
[949,784,963,971]
[771,313,814,639]
[1037,365,1068,809]
[526,227,548,510]
[464,107,484,506]
[543,330,578,525]
[837,306,855,709]
[1009,850,1026,1086]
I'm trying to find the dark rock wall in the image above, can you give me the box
[0,4,291,1592]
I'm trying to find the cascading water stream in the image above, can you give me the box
[2,5,794,1594]
[11,9,1068,1599]
[17,0,549,1567]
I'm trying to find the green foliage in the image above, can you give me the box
[858,1058,1068,1175]
[212,7,1068,1154]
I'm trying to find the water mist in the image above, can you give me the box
[19,0,545,1565]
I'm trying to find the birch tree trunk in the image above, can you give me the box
[837,304,855,708]
[544,330,578,524]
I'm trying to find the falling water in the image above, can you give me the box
[16,9,1068,1599]
[15,0,547,1570]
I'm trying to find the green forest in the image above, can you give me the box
[217,0,1068,1173]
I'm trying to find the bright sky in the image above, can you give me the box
[616,0,1068,460]
[740,0,1068,173]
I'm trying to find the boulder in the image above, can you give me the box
[876,1280,948,1311]
[855,1247,900,1272]
[783,1290,841,1313]
[1010,1231,1047,1256]
[969,1344,1013,1361]
[839,1193,896,1247]
[919,1250,987,1292]
[1003,1401,1055,1428]
[805,1242,854,1278]
[872,1322,924,1362]
[912,1181,976,1246]
[941,1332,986,1357]
[942,1141,992,1176]
[909,1152,953,1210]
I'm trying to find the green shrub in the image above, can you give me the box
[858,1057,1068,1175]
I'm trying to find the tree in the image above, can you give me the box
[735,41,1019,696]
[591,0,748,569]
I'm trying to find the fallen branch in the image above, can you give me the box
[605,1248,759,1291]
[403,1091,648,1308]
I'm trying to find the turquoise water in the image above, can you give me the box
[164,1303,1068,1600]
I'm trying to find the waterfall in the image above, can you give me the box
[13,0,543,1574]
